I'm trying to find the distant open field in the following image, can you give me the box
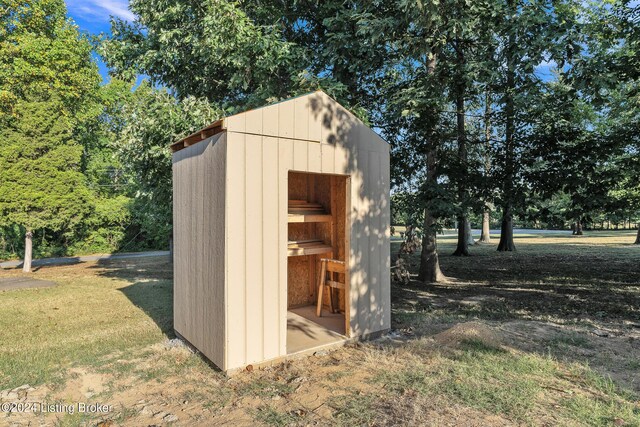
[0,231,638,426]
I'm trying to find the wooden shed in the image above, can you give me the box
[171,90,390,372]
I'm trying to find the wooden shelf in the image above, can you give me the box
[288,213,332,223]
[288,200,332,223]
[287,239,333,257]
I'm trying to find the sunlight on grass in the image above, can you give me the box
[0,261,172,389]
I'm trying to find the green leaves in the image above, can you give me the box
[107,81,222,244]
[0,0,104,249]
[100,0,309,110]
[0,98,92,232]
[0,1,100,119]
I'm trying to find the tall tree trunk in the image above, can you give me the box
[479,209,491,243]
[419,194,445,282]
[23,230,33,273]
[479,91,492,244]
[635,227,640,245]
[497,207,516,251]
[453,215,469,256]
[465,219,476,246]
[419,142,445,282]
[418,53,445,283]
[453,37,470,256]
[575,219,583,235]
[498,0,517,252]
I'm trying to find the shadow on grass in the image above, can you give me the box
[391,241,640,326]
[90,256,175,338]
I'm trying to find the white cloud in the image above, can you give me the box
[65,0,136,22]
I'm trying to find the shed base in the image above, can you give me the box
[208,326,389,376]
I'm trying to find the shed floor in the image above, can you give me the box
[287,306,346,354]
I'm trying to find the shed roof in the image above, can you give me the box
[171,119,224,153]
[170,90,385,153]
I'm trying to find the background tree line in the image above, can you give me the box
[1,0,638,277]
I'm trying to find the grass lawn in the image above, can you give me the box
[0,231,639,426]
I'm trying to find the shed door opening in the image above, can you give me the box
[286,171,349,354]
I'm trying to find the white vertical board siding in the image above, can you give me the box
[226,132,288,369]
[310,91,391,337]
[354,136,390,336]
[308,142,322,173]
[381,148,392,330]
[262,137,280,360]
[262,104,279,137]
[173,149,185,334]
[277,139,294,357]
[245,108,263,135]
[294,96,309,140]
[278,98,294,138]
[225,132,247,368]
[172,133,226,369]
[368,151,382,331]
[245,134,264,364]
[293,140,308,170]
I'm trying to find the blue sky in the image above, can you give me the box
[65,0,134,82]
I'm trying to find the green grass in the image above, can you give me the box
[253,405,301,427]
[370,339,639,426]
[374,341,549,422]
[0,258,173,389]
[328,393,377,426]
[545,331,594,350]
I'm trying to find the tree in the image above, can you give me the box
[449,0,472,257]
[112,82,222,247]
[569,0,640,242]
[0,0,100,270]
[366,1,452,282]
[442,0,498,255]
[101,0,333,110]
[478,92,493,244]
[489,0,584,251]
[0,99,94,271]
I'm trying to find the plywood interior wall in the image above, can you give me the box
[287,172,347,313]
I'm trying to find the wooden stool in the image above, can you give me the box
[316,258,346,317]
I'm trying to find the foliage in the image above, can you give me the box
[111,82,223,247]
[0,0,100,118]
[69,195,132,254]
[100,0,342,110]
[0,0,100,241]
[2,0,640,262]
[0,98,93,233]
[0,2,155,259]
